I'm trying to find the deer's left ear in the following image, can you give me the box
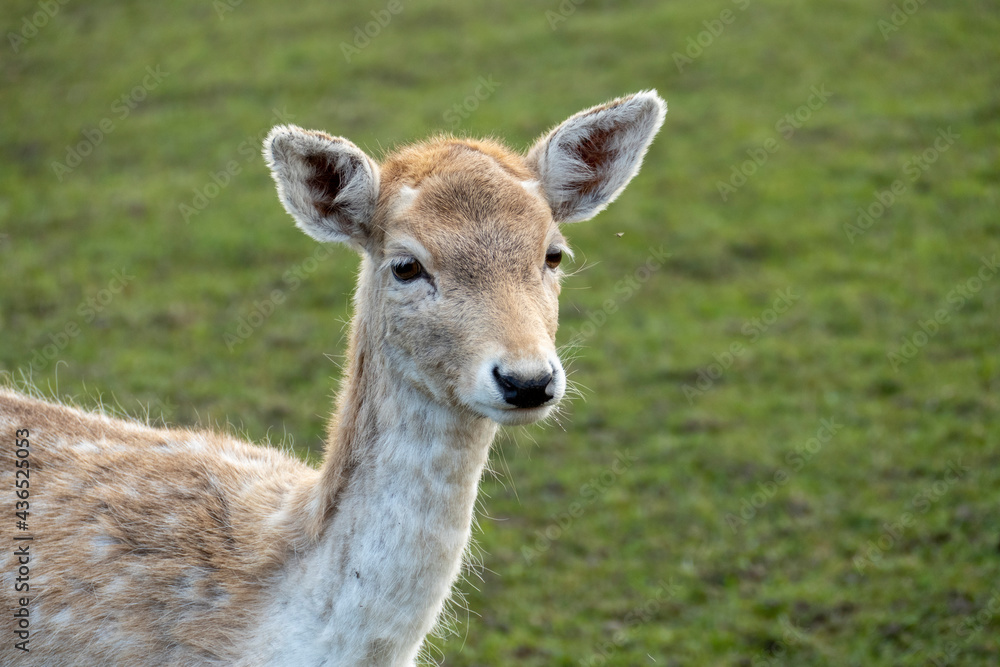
[526,90,666,224]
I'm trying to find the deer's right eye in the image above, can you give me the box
[391,258,424,282]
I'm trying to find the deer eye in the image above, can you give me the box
[545,248,563,270]
[391,258,424,282]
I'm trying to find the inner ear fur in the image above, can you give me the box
[264,125,380,248]
[526,90,666,223]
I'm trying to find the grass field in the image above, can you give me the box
[2,0,999,664]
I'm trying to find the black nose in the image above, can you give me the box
[493,367,555,409]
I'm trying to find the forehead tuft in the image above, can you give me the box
[380,136,534,185]
[376,137,554,253]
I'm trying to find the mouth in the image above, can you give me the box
[473,400,557,426]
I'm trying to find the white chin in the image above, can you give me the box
[474,402,555,426]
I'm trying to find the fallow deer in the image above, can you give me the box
[1,90,665,665]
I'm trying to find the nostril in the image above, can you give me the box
[538,372,555,398]
[493,367,555,409]
[492,366,514,395]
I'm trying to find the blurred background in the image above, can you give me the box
[1,0,998,664]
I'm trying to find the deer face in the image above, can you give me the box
[369,147,568,424]
[265,91,665,425]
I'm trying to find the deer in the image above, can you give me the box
[0,90,665,666]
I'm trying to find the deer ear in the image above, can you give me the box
[526,91,666,223]
[264,125,380,248]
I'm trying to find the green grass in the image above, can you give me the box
[2,0,998,664]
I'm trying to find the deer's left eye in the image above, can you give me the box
[545,248,563,270]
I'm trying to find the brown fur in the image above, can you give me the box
[0,389,308,663]
[0,91,665,665]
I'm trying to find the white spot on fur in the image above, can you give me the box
[520,179,541,196]
[394,184,420,217]
[71,441,100,454]
[91,534,118,559]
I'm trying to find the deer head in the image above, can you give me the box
[264,91,665,426]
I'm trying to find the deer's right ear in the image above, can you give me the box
[264,125,380,248]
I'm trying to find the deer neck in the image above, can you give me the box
[268,271,498,666]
